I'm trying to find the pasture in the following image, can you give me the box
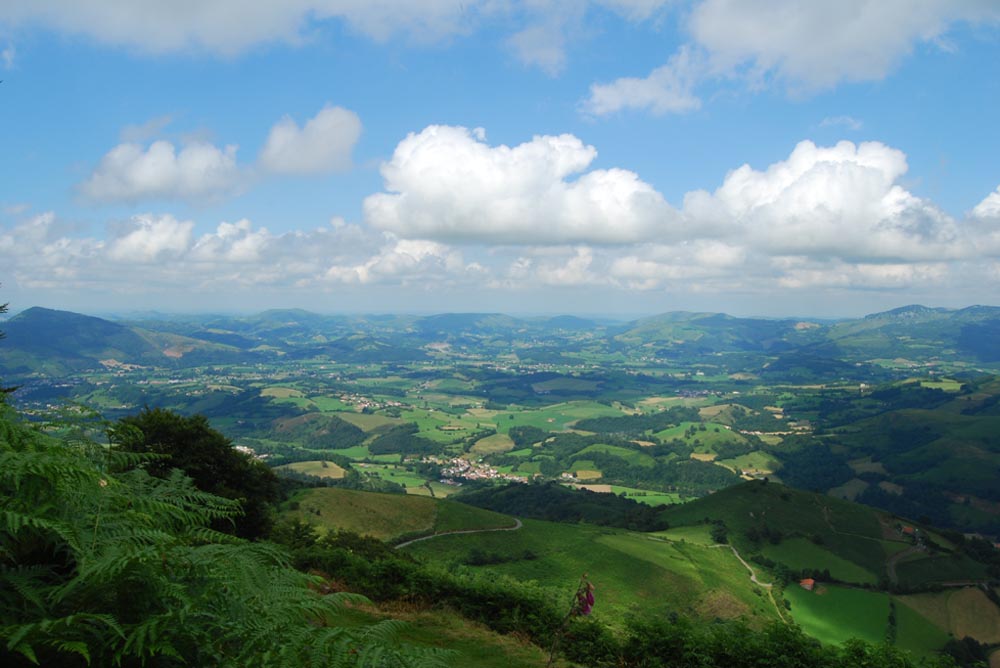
[898,588,1000,644]
[275,459,347,479]
[284,488,513,541]
[783,585,889,646]
[761,538,877,584]
[402,518,779,625]
[471,432,516,455]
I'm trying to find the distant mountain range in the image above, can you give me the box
[2,304,999,379]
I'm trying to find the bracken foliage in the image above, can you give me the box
[0,405,451,667]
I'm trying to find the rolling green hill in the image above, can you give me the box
[0,306,245,375]
[283,487,516,542]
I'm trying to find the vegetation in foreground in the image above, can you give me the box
[0,400,979,667]
[0,405,450,667]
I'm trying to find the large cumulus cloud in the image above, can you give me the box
[682,139,964,261]
[363,125,677,245]
[80,141,242,203]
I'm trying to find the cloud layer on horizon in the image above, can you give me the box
[6,131,1000,309]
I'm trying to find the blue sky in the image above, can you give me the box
[1,1,999,318]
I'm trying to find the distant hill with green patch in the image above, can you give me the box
[0,306,248,375]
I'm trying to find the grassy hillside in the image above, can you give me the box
[663,480,894,581]
[334,606,569,668]
[401,518,780,626]
[283,487,514,541]
[275,460,347,479]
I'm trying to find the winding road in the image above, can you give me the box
[394,518,524,549]
[711,543,788,623]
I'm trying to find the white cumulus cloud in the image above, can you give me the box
[682,140,963,261]
[80,140,241,203]
[363,125,677,245]
[972,186,1000,220]
[259,105,362,175]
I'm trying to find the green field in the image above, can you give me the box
[575,444,656,467]
[919,378,963,392]
[653,421,748,450]
[336,411,404,431]
[609,485,686,506]
[717,451,781,474]
[894,553,990,588]
[898,588,1000,645]
[761,538,877,585]
[309,396,353,412]
[784,585,890,646]
[403,518,779,625]
[471,432,516,455]
[893,597,953,656]
[360,463,431,490]
[669,482,898,578]
[331,604,572,668]
[328,444,371,459]
[285,488,513,541]
[287,488,438,540]
[568,460,602,478]
[275,459,347,479]
[491,400,626,433]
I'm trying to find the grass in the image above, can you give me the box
[761,538,877,585]
[328,445,371,459]
[920,378,963,392]
[284,488,513,541]
[288,488,437,540]
[260,386,304,398]
[530,377,601,392]
[892,597,953,657]
[275,460,347,479]
[894,554,990,588]
[651,525,716,546]
[360,463,429,489]
[783,585,889,647]
[433,500,516,533]
[471,432,516,455]
[492,400,626,433]
[717,451,780,474]
[514,461,542,475]
[568,460,602,479]
[609,485,686,506]
[331,605,571,668]
[897,588,1000,645]
[663,481,890,578]
[828,478,870,502]
[575,444,656,467]
[653,421,749,451]
[402,519,779,626]
[337,412,404,431]
[309,396,353,412]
